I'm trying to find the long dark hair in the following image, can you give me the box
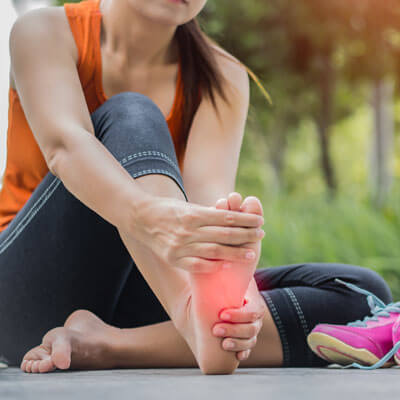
[175,19,229,139]
[175,18,271,146]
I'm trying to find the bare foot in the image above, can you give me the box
[215,193,263,302]
[20,310,119,373]
[186,193,263,373]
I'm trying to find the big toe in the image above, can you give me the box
[227,192,243,211]
[51,336,72,370]
[241,196,263,216]
[43,327,72,370]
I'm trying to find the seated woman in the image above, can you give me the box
[0,0,392,374]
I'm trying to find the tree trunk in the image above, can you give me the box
[315,53,337,196]
[370,78,394,207]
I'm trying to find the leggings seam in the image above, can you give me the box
[284,288,313,364]
[284,288,310,335]
[129,169,187,201]
[0,176,61,255]
[263,292,291,365]
[119,151,180,175]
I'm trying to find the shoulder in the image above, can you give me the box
[9,6,77,89]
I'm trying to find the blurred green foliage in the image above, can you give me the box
[55,0,400,298]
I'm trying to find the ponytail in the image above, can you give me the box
[174,18,271,145]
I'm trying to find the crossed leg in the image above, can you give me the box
[20,174,276,374]
[21,180,283,373]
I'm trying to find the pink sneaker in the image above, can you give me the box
[392,315,400,365]
[307,279,400,369]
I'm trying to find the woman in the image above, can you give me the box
[0,0,392,374]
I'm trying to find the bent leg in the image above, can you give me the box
[95,92,258,373]
[246,263,392,367]
[0,91,186,367]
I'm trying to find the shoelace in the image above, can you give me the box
[334,278,400,370]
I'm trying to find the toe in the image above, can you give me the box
[39,359,55,373]
[31,360,40,373]
[227,192,242,211]
[21,344,54,373]
[26,360,33,373]
[20,359,28,372]
[51,335,72,370]
[216,198,229,210]
[240,196,263,216]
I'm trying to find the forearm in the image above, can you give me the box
[50,131,148,232]
[186,183,235,207]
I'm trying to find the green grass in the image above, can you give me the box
[243,193,400,299]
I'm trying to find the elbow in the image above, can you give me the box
[46,148,65,178]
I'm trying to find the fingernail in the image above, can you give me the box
[223,263,231,269]
[221,312,231,320]
[257,229,265,238]
[214,327,226,336]
[225,341,235,349]
[246,251,255,260]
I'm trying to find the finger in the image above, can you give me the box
[198,208,264,229]
[219,307,265,323]
[227,192,242,211]
[213,322,259,340]
[237,350,251,361]
[195,226,265,246]
[180,257,224,274]
[222,337,257,352]
[181,242,256,263]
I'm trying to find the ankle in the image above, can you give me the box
[102,326,129,369]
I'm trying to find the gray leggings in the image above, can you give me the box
[0,92,392,367]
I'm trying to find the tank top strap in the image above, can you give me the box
[64,0,102,89]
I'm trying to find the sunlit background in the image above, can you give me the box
[2,0,400,296]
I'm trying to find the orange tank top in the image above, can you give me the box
[0,0,187,233]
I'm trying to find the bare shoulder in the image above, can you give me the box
[208,40,250,104]
[9,6,77,89]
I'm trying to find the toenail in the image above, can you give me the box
[245,251,255,260]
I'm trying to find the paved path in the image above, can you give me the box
[0,366,398,399]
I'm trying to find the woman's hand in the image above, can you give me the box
[212,279,268,361]
[124,195,265,273]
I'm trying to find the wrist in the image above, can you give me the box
[117,184,155,234]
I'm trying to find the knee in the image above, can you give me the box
[106,92,167,129]
[349,267,393,304]
[92,92,172,143]
[91,91,178,160]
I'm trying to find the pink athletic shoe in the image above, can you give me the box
[392,315,400,365]
[307,279,400,369]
